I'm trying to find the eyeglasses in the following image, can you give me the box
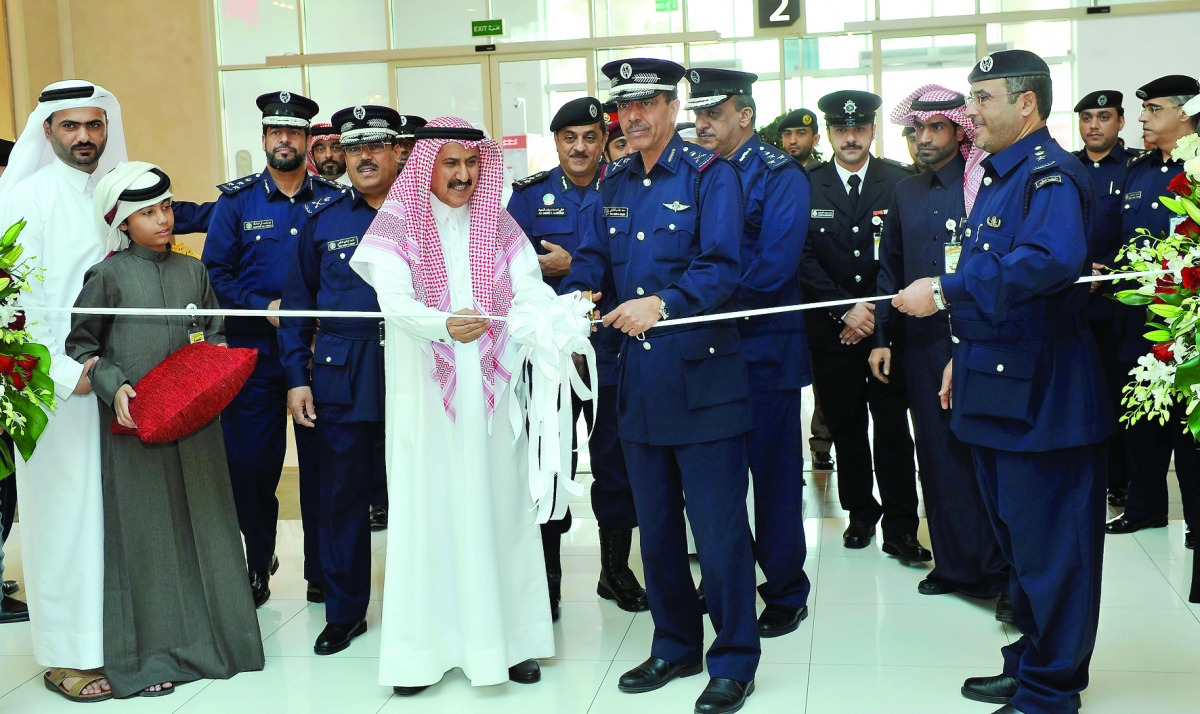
[965,91,1023,107]
[1141,103,1184,115]
[342,142,393,155]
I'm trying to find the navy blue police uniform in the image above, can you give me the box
[508,166,637,530]
[684,64,813,622]
[1072,89,1142,501]
[201,90,339,599]
[799,90,922,553]
[561,60,760,687]
[875,150,1009,598]
[278,184,385,628]
[171,200,216,235]
[938,50,1114,714]
[1109,82,1199,537]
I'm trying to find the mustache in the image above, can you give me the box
[448,179,472,190]
[355,161,379,173]
[569,152,591,159]
[321,159,341,167]
[840,143,862,151]
[71,141,98,152]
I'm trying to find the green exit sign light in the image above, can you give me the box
[471,19,503,37]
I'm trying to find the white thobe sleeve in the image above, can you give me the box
[349,243,454,344]
[1,182,86,399]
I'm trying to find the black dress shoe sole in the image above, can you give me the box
[618,663,703,693]
[314,620,367,655]
[758,606,808,638]
[597,583,650,612]
[961,683,1015,704]
[393,685,429,696]
[881,542,933,562]
[917,579,956,596]
[1105,517,1168,534]
[694,680,754,714]
[0,612,30,624]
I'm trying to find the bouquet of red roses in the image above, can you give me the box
[1115,133,1200,435]
[0,219,55,479]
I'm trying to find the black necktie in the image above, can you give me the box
[847,174,861,213]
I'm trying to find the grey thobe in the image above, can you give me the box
[65,242,264,698]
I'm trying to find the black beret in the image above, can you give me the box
[1074,90,1122,113]
[550,97,604,133]
[778,108,818,131]
[683,68,757,110]
[602,58,685,101]
[1136,75,1200,101]
[257,91,319,128]
[331,105,405,145]
[817,90,882,127]
[967,50,1050,84]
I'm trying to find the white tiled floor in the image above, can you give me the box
[1,469,1197,713]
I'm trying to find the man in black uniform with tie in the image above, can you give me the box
[799,90,928,562]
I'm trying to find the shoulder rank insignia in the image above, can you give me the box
[304,194,337,215]
[663,201,690,212]
[512,170,551,191]
[1034,174,1062,190]
[217,173,260,195]
[311,175,342,190]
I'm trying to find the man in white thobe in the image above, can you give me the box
[350,117,592,695]
[0,80,128,701]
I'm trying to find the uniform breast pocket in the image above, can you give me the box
[312,338,352,405]
[322,248,359,289]
[656,212,695,261]
[532,215,574,247]
[245,232,280,265]
[959,345,1038,426]
[677,328,748,410]
[607,217,632,265]
[970,226,1015,258]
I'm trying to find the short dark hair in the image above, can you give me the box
[1005,74,1052,120]
[662,89,678,103]
[734,94,757,128]
[262,125,311,138]
[44,108,108,127]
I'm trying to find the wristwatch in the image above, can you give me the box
[656,296,669,320]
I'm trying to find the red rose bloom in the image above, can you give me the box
[5,311,24,331]
[1151,340,1175,363]
[1183,266,1200,290]
[1168,173,1194,197]
[1177,217,1200,237]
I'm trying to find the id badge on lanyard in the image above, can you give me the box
[943,218,965,274]
[871,212,885,261]
[187,302,204,343]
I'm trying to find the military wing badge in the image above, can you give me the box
[663,201,691,212]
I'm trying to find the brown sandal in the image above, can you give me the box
[43,668,113,703]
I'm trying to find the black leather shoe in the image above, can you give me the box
[961,674,1019,704]
[995,591,1014,624]
[249,570,271,608]
[2,580,17,596]
[757,604,808,638]
[1107,487,1128,507]
[843,520,875,549]
[1186,530,1195,550]
[307,582,325,604]
[812,452,834,471]
[882,533,933,562]
[694,677,754,714]
[369,505,388,531]
[314,619,367,655]
[617,656,703,693]
[917,577,956,595]
[508,658,541,684]
[697,584,707,615]
[1105,514,1168,534]
[0,594,29,624]
[597,529,649,612]
[392,685,429,696]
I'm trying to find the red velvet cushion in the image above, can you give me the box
[111,342,257,442]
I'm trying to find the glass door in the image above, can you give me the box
[391,59,493,135]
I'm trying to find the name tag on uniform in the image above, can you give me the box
[327,236,359,251]
[536,207,567,217]
[189,331,205,344]
[1033,174,1062,190]
[811,209,835,219]
[1125,191,1142,200]
[874,235,882,262]
[243,219,274,231]
[603,206,629,218]
[944,243,962,273]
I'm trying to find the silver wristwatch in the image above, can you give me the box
[657,297,669,320]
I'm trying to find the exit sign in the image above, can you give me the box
[471,19,503,37]
[656,0,678,10]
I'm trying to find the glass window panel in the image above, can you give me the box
[393,1,483,50]
[993,20,1071,58]
[497,58,589,139]
[805,1,873,34]
[395,64,488,133]
[877,34,979,164]
[494,0,590,42]
[596,45,687,103]
[979,0,1068,11]
[219,67,303,180]
[686,0,755,37]
[302,0,387,55]
[216,0,300,66]
[880,0,975,19]
[594,0,684,38]
[306,63,389,123]
[686,40,782,130]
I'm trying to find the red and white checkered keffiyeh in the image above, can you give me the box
[363,116,521,421]
[306,121,339,176]
[890,84,989,214]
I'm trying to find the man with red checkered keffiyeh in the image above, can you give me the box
[870,85,1012,618]
[306,121,349,185]
[349,117,595,694]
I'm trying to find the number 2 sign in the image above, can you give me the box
[758,0,800,28]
